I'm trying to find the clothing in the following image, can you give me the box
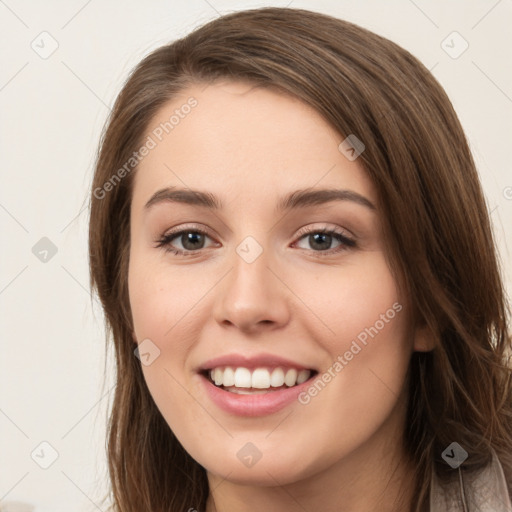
[430,447,512,511]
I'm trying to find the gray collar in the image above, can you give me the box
[430,447,512,511]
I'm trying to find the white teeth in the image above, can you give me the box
[223,366,235,386]
[270,367,284,387]
[297,369,310,384]
[207,366,312,389]
[213,368,223,386]
[234,367,252,388]
[284,368,298,386]
[252,368,270,389]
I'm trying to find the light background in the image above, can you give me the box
[0,0,511,510]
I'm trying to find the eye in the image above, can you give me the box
[155,225,216,255]
[154,225,356,257]
[293,226,356,256]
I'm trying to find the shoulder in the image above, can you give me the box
[430,447,512,511]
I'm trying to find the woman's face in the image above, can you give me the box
[128,80,425,487]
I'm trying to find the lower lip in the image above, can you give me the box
[199,373,315,417]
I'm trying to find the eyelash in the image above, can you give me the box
[154,225,356,257]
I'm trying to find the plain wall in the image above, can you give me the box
[1,0,511,510]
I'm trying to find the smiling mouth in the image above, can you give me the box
[200,368,319,394]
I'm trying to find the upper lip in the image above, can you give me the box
[197,353,317,372]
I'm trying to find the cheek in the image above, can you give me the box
[292,256,411,440]
[127,251,208,426]
[293,253,404,346]
[128,252,200,340]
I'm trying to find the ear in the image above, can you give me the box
[412,323,436,352]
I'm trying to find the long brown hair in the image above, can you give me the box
[88,7,512,511]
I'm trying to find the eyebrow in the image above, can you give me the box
[144,187,376,213]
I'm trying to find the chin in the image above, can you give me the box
[203,453,315,487]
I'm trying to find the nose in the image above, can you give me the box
[212,242,291,334]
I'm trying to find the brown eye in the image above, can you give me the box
[155,227,216,255]
[294,227,356,255]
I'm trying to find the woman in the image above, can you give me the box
[88,7,512,512]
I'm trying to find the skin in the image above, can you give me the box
[127,80,432,512]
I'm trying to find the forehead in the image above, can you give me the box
[131,80,377,210]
